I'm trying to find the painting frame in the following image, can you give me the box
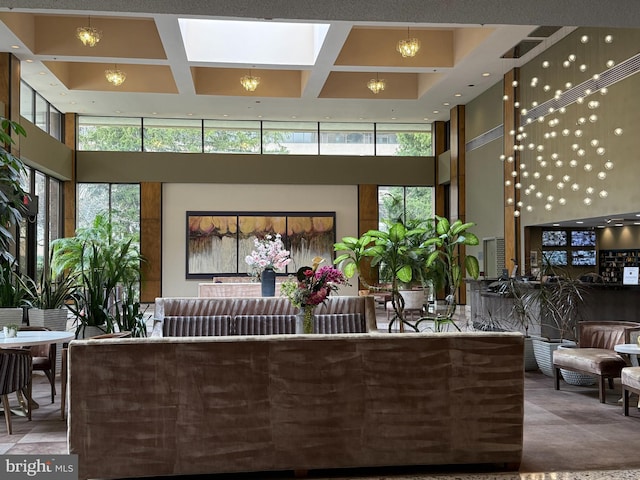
[186,211,336,279]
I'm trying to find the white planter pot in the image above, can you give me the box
[531,337,575,377]
[399,289,426,311]
[0,308,23,328]
[557,344,597,386]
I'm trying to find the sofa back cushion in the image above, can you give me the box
[315,313,366,333]
[578,321,640,349]
[234,315,296,335]
[163,315,232,336]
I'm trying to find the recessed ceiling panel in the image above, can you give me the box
[335,27,454,67]
[320,72,418,99]
[192,67,302,97]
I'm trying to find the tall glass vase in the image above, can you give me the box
[295,305,315,334]
[261,268,276,297]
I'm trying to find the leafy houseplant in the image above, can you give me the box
[416,216,480,332]
[334,220,441,332]
[51,214,144,338]
[0,116,29,265]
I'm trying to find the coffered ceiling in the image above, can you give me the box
[0,1,638,123]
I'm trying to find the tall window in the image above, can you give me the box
[378,186,434,228]
[17,167,63,279]
[77,183,141,238]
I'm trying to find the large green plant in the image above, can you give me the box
[417,216,480,331]
[0,117,29,264]
[51,213,144,337]
[0,260,34,309]
[335,220,439,332]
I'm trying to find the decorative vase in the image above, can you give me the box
[295,306,315,334]
[261,268,276,297]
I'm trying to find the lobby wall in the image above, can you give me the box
[464,80,505,274]
[517,27,640,226]
[162,183,359,297]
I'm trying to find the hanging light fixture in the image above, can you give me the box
[396,27,420,58]
[105,65,126,86]
[240,70,260,92]
[367,74,386,94]
[76,16,102,47]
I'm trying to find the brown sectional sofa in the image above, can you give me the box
[67,331,525,480]
[152,295,379,336]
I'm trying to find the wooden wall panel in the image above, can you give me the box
[433,121,447,218]
[503,69,519,272]
[63,113,76,237]
[140,182,162,302]
[357,184,378,289]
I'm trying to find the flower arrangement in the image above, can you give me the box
[281,257,349,333]
[245,233,291,278]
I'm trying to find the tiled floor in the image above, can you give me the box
[2,307,640,479]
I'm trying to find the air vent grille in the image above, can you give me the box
[466,124,503,152]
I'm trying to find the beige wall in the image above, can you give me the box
[163,183,359,297]
[465,80,503,140]
[76,151,435,185]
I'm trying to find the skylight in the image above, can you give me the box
[178,19,330,66]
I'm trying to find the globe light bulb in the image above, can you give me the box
[577,117,586,125]
[562,129,570,136]
[512,80,519,87]
[614,128,623,136]
[557,182,565,189]
[505,180,512,186]
[580,35,589,43]
[563,60,571,68]
[533,172,541,179]
[586,186,594,195]
[542,60,550,68]
[545,203,552,211]
[514,210,520,217]
[599,190,608,198]
[584,163,593,172]
[569,159,578,167]
[536,191,543,199]
[579,64,587,72]
[543,85,551,92]
[604,34,613,43]
[506,197,514,205]
[547,195,555,202]
[583,197,592,205]
[590,139,599,147]
[559,198,567,205]
[597,171,607,180]
[606,60,615,68]
[589,114,598,123]
[545,174,554,182]
[574,129,583,137]
[568,54,576,61]
[571,183,580,191]
[526,205,533,212]
[604,161,614,170]
[596,147,605,155]
[563,175,571,182]
[555,160,563,168]
[577,149,585,157]
[600,87,608,95]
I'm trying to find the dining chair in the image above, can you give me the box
[19,326,57,404]
[60,331,132,420]
[0,348,32,434]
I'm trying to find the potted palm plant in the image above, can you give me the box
[51,213,144,338]
[27,257,77,332]
[0,260,33,328]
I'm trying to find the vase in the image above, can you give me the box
[295,306,315,334]
[261,268,276,297]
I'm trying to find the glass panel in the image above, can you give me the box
[35,93,48,131]
[78,116,142,151]
[77,183,110,229]
[49,106,63,141]
[20,81,34,123]
[262,121,318,155]
[35,171,46,279]
[111,184,141,241]
[376,123,432,156]
[320,122,374,156]
[204,120,261,153]
[143,118,202,153]
[378,186,434,227]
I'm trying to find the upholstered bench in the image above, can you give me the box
[622,366,640,416]
[553,321,640,403]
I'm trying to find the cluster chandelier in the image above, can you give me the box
[76,17,101,47]
[367,75,386,94]
[105,66,126,86]
[502,32,623,218]
[396,27,420,58]
[240,71,260,92]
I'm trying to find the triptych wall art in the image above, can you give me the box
[186,211,336,279]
